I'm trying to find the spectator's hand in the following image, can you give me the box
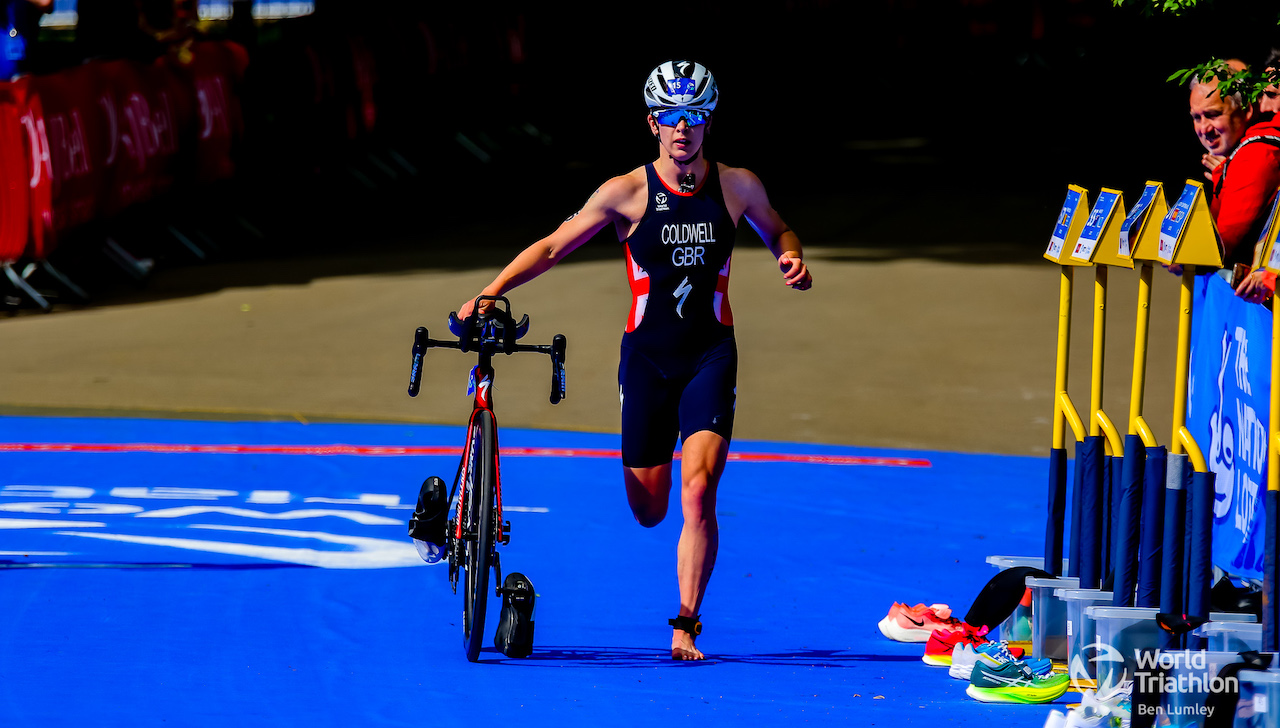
[779,253,812,291]
[1234,269,1275,304]
[1163,263,1184,276]
[1202,153,1226,182]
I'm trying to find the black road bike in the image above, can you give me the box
[407,296,566,662]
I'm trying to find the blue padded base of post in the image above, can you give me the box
[1137,446,1167,608]
[1187,470,1215,621]
[1112,435,1146,607]
[1045,447,1068,577]
[1161,453,1188,625]
[1079,436,1104,590]
[1070,438,1085,578]
[1267,489,1279,652]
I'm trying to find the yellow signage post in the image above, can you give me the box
[1158,179,1223,631]
[1043,185,1093,578]
[1112,181,1169,608]
[1253,192,1280,650]
[1068,188,1134,589]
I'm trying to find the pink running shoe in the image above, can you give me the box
[877,602,965,642]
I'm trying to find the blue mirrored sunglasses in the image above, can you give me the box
[650,108,710,127]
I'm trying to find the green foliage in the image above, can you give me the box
[1110,0,1206,16]
[1169,59,1274,105]
[1113,0,1278,104]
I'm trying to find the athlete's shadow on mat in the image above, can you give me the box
[481,646,921,668]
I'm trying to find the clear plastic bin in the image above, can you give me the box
[1194,621,1264,653]
[1159,650,1240,728]
[1029,575,1080,660]
[1235,668,1280,728]
[985,555,1070,571]
[1055,588,1113,679]
[1089,607,1256,689]
[985,556,1069,643]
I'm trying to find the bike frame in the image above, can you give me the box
[407,296,565,615]
[456,356,504,548]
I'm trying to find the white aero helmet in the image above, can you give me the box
[644,60,718,111]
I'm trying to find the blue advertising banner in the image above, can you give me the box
[1187,273,1271,580]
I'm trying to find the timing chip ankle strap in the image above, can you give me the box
[668,615,702,637]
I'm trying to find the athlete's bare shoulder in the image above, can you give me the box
[717,163,765,196]
[588,167,647,210]
[716,163,767,222]
[584,167,648,227]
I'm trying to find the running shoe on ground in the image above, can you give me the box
[878,602,964,642]
[966,660,1071,704]
[923,624,989,666]
[949,641,1048,679]
[975,641,1051,675]
[1060,683,1131,727]
[949,643,982,679]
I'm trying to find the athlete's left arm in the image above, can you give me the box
[725,167,812,290]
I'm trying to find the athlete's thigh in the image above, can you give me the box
[677,338,738,445]
[619,345,681,468]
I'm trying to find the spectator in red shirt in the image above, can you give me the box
[1261,49,1280,117]
[1188,71,1280,301]
[1198,58,1249,183]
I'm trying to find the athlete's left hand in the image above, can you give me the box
[779,253,812,291]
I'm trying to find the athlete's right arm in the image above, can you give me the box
[458,175,639,319]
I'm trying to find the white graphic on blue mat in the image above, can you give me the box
[0,484,546,569]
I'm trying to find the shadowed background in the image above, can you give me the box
[4,0,1277,455]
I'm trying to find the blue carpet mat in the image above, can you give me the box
[0,416,1055,726]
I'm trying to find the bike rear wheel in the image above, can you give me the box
[461,409,496,662]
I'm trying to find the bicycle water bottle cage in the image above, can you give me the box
[448,296,530,354]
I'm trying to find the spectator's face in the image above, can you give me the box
[1190,83,1252,156]
[1262,68,1280,116]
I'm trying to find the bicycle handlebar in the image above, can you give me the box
[407,297,566,404]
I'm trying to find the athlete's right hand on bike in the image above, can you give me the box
[456,295,496,321]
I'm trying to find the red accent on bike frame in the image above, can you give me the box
[0,442,931,467]
[475,369,493,410]
[454,407,479,542]
[492,409,503,544]
[469,363,503,544]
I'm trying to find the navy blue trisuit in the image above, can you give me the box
[619,162,738,468]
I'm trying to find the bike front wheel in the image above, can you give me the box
[461,409,496,662]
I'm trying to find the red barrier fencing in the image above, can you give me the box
[0,81,29,265]
[0,40,245,265]
[184,41,249,183]
[0,10,527,277]
[27,63,105,249]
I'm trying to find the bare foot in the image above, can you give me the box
[671,629,704,660]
